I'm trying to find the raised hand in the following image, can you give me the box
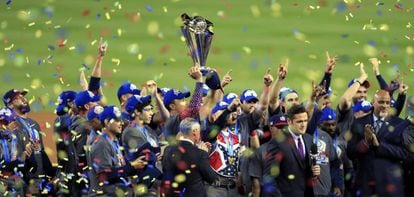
[399,81,409,95]
[146,80,158,96]
[358,63,368,83]
[221,70,233,88]
[263,68,273,87]
[188,65,203,82]
[278,59,288,80]
[325,51,337,74]
[369,57,380,76]
[131,155,147,169]
[98,37,107,57]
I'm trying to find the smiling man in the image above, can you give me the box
[347,89,410,196]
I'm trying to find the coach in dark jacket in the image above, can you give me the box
[161,118,217,197]
[347,90,410,196]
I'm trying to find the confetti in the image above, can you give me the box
[111,58,121,66]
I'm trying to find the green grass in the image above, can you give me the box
[0,0,413,112]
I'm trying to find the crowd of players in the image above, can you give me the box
[1,40,414,197]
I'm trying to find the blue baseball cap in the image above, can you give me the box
[3,89,28,105]
[74,90,101,108]
[240,89,258,103]
[125,95,152,114]
[87,105,104,121]
[347,79,370,88]
[222,93,238,104]
[269,114,288,127]
[163,89,191,107]
[159,87,170,96]
[211,101,229,114]
[0,107,16,123]
[319,107,337,123]
[202,84,210,97]
[56,91,77,115]
[99,106,122,123]
[279,88,298,101]
[117,83,140,101]
[352,100,372,113]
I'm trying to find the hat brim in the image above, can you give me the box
[271,122,288,127]
[178,92,191,99]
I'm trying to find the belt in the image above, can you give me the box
[211,177,236,189]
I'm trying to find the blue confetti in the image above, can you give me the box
[53,73,59,78]
[241,26,248,32]
[96,13,101,19]
[393,64,399,71]
[48,100,55,106]
[32,101,42,112]
[391,44,398,53]
[249,59,259,70]
[231,52,241,60]
[145,5,153,12]
[377,2,385,6]
[16,48,23,53]
[368,40,377,47]
[6,0,12,6]
[336,2,347,13]
[376,10,383,16]
[2,73,12,83]
[75,44,86,53]
[38,59,43,65]
[145,57,154,65]
[9,52,15,59]
[56,28,68,38]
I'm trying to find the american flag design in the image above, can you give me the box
[209,131,240,177]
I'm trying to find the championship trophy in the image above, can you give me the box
[181,13,214,70]
[181,13,222,91]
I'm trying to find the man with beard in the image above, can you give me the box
[2,89,55,195]
[315,107,344,197]
[208,100,242,197]
[0,107,33,196]
[347,89,410,196]
[89,106,147,196]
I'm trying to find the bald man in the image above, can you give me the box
[347,89,411,196]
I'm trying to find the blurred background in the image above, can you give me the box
[0,0,413,111]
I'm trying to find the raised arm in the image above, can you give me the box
[319,51,337,89]
[258,68,273,112]
[89,38,107,96]
[338,63,368,112]
[370,57,389,90]
[269,59,288,113]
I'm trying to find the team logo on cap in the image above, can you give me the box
[280,116,286,121]
[87,91,94,98]
[130,84,137,91]
[113,107,121,118]
[94,106,104,114]
[244,90,257,97]
[361,100,371,107]
[173,90,180,96]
